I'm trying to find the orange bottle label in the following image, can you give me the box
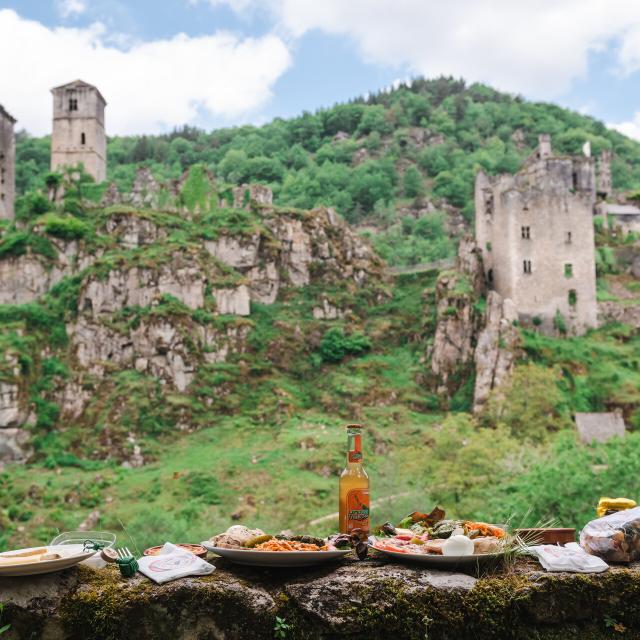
[346,488,370,532]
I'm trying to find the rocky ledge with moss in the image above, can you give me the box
[2,555,640,639]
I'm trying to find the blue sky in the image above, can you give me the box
[2,0,640,139]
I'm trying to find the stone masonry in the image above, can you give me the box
[475,134,598,335]
[51,80,107,183]
[0,103,16,220]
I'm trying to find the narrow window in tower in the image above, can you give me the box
[521,226,530,239]
[566,231,572,244]
[81,132,86,146]
[68,98,78,111]
[523,260,532,274]
[487,268,494,284]
[564,263,573,278]
[568,289,577,307]
[572,171,578,190]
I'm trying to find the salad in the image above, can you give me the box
[372,507,506,556]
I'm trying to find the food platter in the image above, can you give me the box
[0,544,97,577]
[202,542,350,567]
[371,543,505,569]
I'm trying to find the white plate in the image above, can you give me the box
[201,542,350,567]
[372,544,505,569]
[0,544,97,577]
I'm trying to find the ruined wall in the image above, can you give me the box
[475,136,598,335]
[51,81,106,183]
[0,104,16,220]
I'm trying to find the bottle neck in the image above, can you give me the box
[347,430,363,464]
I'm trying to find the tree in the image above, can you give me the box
[403,166,424,198]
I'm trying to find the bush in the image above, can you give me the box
[15,192,50,222]
[319,328,371,363]
[40,214,89,240]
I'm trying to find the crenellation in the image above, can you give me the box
[476,134,598,336]
[0,104,16,220]
[51,80,107,183]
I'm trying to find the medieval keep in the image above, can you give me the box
[0,104,16,220]
[475,134,600,336]
[51,80,107,183]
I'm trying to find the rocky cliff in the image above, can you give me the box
[427,237,520,411]
[0,169,386,463]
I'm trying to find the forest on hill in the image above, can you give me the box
[14,77,640,266]
[0,77,639,550]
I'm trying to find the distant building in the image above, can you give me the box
[475,134,598,335]
[0,104,16,220]
[597,202,640,236]
[51,80,107,183]
[575,412,626,444]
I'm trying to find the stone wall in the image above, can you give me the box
[3,557,640,639]
[0,104,16,220]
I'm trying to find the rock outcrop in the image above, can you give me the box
[473,292,520,412]
[3,557,640,639]
[428,237,520,409]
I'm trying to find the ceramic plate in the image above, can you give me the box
[372,544,505,569]
[0,544,97,577]
[201,542,350,567]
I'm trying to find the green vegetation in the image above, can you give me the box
[0,76,638,553]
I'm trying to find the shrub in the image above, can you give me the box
[553,310,567,335]
[319,328,371,363]
[41,214,89,240]
[14,192,50,222]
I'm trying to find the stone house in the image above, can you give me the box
[597,202,640,236]
[475,134,598,335]
[51,79,107,183]
[0,104,16,220]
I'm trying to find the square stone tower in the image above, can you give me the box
[0,104,16,220]
[475,134,598,336]
[51,80,107,183]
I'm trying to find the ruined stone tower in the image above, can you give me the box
[51,80,106,183]
[475,134,598,336]
[0,104,16,220]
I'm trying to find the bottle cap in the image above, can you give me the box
[345,423,363,429]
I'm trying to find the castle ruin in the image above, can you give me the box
[51,80,107,183]
[475,134,598,335]
[0,104,16,220]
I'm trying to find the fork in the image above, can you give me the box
[115,547,139,577]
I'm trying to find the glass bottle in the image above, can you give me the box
[338,423,370,534]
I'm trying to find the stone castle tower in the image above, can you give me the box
[475,134,598,336]
[0,104,16,220]
[51,80,106,183]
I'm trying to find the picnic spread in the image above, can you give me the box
[1,424,640,639]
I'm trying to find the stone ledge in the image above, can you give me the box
[1,556,639,639]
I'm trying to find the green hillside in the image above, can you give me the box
[1,77,639,552]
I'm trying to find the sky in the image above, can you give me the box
[2,0,640,140]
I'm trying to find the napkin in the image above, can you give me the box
[527,542,608,573]
[137,542,215,584]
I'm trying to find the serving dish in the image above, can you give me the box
[201,542,350,567]
[0,544,97,577]
[371,544,505,569]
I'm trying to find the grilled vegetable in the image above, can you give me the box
[244,534,273,548]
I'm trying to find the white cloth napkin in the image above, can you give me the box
[137,542,215,584]
[527,542,608,573]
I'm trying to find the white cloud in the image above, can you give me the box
[608,114,640,141]
[58,0,87,18]
[0,9,291,135]
[214,0,640,99]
